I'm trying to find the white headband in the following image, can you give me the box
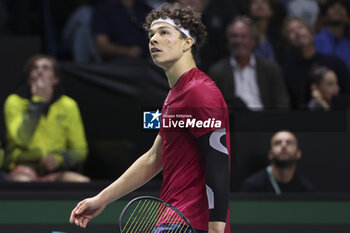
[150,18,196,43]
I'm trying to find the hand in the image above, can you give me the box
[209,221,226,233]
[312,89,329,109]
[70,196,106,228]
[126,46,142,58]
[31,77,54,103]
[41,155,59,172]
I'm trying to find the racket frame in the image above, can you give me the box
[119,196,196,233]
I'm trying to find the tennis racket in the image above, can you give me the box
[119,196,196,233]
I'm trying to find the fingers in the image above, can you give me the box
[75,216,90,228]
[70,200,86,225]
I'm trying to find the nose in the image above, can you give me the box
[280,141,287,148]
[149,34,158,46]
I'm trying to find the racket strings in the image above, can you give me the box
[121,199,194,233]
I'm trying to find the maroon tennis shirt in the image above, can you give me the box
[159,68,231,232]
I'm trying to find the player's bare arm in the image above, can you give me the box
[69,135,163,228]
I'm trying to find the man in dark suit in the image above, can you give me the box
[208,16,290,110]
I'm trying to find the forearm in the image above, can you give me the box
[98,152,162,204]
[18,101,46,145]
[199,130,230,222]
[209,221,226,233]
[54,147,88,170]
[98,136,162,205]
[95,36,130,57]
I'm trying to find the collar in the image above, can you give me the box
[230,54,256,68]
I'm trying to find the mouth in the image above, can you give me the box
[150,47,161,54]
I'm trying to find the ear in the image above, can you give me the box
[53,76,60,85]
[311,83,317,91]
[268,150,273,160]
[296,149,302,160]
[183,37,194,52]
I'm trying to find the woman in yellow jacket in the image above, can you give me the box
[4,55,89,182]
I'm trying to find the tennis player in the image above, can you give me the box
[70,3,231,233]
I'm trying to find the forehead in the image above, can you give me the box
[323,71,337,81]
[33,58,53,66]
[228,21,252,34]
[271,132,296,143]
[251,0,269,4]
[150,22,178,32]
[328,2,347,10]
[287,19,307,30]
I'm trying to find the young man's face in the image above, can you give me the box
[148,22,187,68]
[268,131,301,163]
[284,19,313,49]
[28,58,58,88]
[249,0,273,19]
[325,2,349,24]
[314,70,340,103]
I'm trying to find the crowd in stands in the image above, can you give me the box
[0,0,349,193]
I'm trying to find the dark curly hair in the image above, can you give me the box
[144,3,207,55]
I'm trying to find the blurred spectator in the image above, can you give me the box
[177,0,240,71]
[314,0,350,69]
[62,0,98,63]
[287,0,320,28]
[208,17,290,111]
[4,55,89,182]
[282,17,350,108]
[0,142,4,181]
[92,0,151,61]
[247,0,276,60]
[308,66,340,110]
[240,130,314,193]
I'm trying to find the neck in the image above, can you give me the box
[164,53,197,87]
[326,25,345,38]
[234,56,251,68]
[271,164,296,183]
[301,45,316,59]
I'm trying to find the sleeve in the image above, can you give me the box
[4,94,46,147]
[198,129,230,222]
[57,100,88,169]
[186,83,228,138]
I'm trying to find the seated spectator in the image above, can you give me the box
[208,16,290,111]
[240,130,314,193]
[177,0,239,71]
[308,66,340,110]
[4,55,89,182]
[282,17,350,108]
[62,0,98,63]
[0,141,5,181]
[92,0,151,61]
[314,0,350,69]
[248,0,276,60]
